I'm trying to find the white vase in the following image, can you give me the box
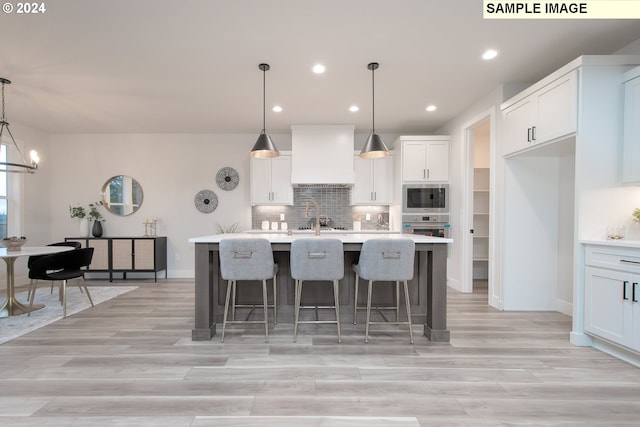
[79,218,90,237]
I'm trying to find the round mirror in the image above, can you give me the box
[101,175,143,216]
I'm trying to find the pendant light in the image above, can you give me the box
[250,63,280,158]
[0,78,39,173]
[359,62,389,159]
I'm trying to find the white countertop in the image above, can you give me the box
[246,229,399,235]
[581,239,640,248]
[189,233,452,244]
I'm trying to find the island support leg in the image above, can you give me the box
[192,244,217,340]
[423,245,450,342]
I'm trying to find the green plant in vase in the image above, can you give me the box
[88,201,105,237]
[633,208,640,223]
[69,205,87,219]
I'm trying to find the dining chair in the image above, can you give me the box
[290,238,344,343]
[353,238,416,343]
[218,238,278,343]
[27,241,82,302]
[28,247,95,318]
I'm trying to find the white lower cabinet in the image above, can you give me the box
[584,245,640,352]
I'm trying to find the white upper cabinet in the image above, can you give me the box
[250,153,293,206]
[352,153,393,205]
[399,137,450,182]
[503,70,577,156]
[623,66,640,184]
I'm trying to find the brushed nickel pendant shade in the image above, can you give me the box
[0,77,39,173]
[360,62,389,159]
[250,63,280,158]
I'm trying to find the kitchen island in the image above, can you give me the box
[189,233,452,342]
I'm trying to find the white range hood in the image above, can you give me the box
[290,124,355,186]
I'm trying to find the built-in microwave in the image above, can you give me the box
[402,184,449,213]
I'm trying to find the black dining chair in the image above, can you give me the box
[28,247,95,318]
[27,241,82,302]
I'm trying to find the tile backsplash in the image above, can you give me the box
[252,187,389,231]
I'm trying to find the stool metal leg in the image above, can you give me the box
[293,279,301,342]
[221,280,234,342]
[262,279,269,343]
[403,280,414,344]
[365,279,373,343]
[272,274,277,324]
[396,281,400,322]
[333,279,341,343]
[231,280,237,321]
[353,274,359,325]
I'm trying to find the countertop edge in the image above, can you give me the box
[581,239,640,248]
[189,233,453,244]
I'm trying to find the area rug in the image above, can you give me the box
[0,285,137,344]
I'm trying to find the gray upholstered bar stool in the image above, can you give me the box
[353,238,416,344]
[219,238,278,343]
[291,238,344,343]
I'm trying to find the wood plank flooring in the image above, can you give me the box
[1,279,639,426]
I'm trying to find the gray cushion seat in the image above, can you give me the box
[290,238,344,343]
[352,238,416,343]
[219,238,278,343]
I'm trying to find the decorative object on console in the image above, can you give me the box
[250,63,280,159]
[633,208,640,223]
[0,77,39,173]
[194,189,218,213]
[143,217,159,236]
[69,204,90,237]
[101,175,143,216]
[89,201,105,238]
[216,167,239,191]
[359,63,389,159]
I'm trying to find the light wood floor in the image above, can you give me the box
[1,279,639,426]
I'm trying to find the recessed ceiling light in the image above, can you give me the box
[482,49,499,60]
[272,106,283,112]
[312,64,326,74]
[349,105,359,112]
[426,105,437,112]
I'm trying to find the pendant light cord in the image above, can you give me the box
[371,66,375,134]
[1,81,5,122]
[262,67,266,133]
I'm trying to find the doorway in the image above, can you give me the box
[471,120,490,291]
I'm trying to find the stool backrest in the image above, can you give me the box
[290,238,344,281]
[357,238,415,281]
[219,238,275,281]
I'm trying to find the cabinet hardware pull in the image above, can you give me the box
[423,169,426,179]
[527,128,532,142]
[620,259,640,265]
[374,192,377,201]
[634,283,638,303]
[371,192,374,201]
[531,126,536,141]
[427,169,430,179]
[624,281,629,300]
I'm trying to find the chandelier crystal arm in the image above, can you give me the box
[0,78,39,173]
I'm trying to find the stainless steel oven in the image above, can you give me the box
[402,214,450,238]
[402,184,449,213]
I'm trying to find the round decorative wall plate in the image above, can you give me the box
[194,189,218,213]
[216,167,239,191]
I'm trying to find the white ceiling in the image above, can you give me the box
[1,0,640,135]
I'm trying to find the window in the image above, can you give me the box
[0,144,7,239]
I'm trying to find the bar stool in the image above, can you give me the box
[353,238,415,344]
[291,238,344,343]
[219,238,278,343]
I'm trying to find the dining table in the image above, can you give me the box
[0,246,74,317]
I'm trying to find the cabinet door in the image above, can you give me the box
[270,155,293,205]
[503,96,534,155]
[633,280,640,352]
[87,239,109,270]
[372,155,394,203]
[402,141,427,181]
[133,239,155,270]
[352,155,374,204]
[250,157,273,205]
[584,266,633,347]
[425,140,449,181]
[535,71,577,144]
[112,239,133,270]
[623,76,640,183]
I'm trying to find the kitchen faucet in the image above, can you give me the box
[304,199,321,236]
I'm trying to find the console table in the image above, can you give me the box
[65,236,167,282]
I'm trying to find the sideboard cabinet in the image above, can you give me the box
[65,236,167,282]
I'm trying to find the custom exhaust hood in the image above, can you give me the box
[290,124,356,186]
